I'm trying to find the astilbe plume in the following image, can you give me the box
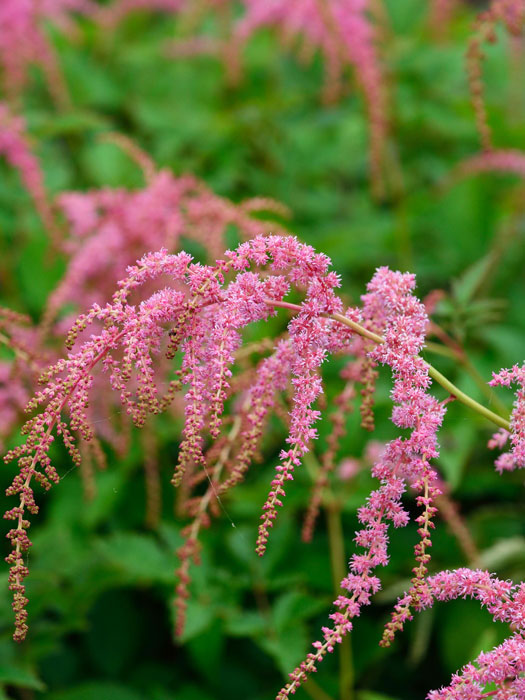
[488,363,525,471]
[3,235,524,700]
[466,0,525,151]
[0,0,91,105]
[235,0,387,193]
[409,569,525,699]
[3,235,346,642]
[0,103,58,244]
[278,267,449,697]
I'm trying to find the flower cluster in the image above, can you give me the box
[2,235,524,700]
[0,103,57,242]
[489,363,525,471]
[235,0,387,191]
[278,266,449,697]
[419,569,525,699]
[0,0,90,104]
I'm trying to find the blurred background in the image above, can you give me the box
[1,1,525,698]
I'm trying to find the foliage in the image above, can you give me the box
[1,1,525,700]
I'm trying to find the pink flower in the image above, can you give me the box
[489,363,525,471]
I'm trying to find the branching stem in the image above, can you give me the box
[264,299,510,431]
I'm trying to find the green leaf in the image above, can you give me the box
[95,533,173,584]
[48,682,144,700]
[0,665,45,692]
[452,253,495,304]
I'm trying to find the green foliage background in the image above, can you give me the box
[1,1,525,699]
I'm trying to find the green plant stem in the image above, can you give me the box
[425,341,509,416]
[264,300,510,431]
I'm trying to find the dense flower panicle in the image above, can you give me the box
[3,235,345,638]
[48,171,289,328]
[0,104,57,240]
[278,266,448,698]
[489,363,525,471]
[395,568,525,699]
[0,0,88,103]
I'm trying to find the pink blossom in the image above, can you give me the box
[0,103,57,241]
[236,0,387,189]
[278,266,448,697]
[489,363,525,471]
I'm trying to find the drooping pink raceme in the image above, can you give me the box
[488,363,525,471]
[403,568,525,699]
[236,0,386,190]
[4,235,346,641]
[0,103,57,240]
[0,0,91,102]
[48,170,289,328]
[278,267,448,697]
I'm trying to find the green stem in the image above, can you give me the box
[427,365,509,430]
[265,300,510,432]
[425,341,509,416]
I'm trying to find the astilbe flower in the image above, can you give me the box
[0,103,58,244]
[0,0,91,105]
[47,170,289,327]
[3,235,347,641]
[278,267,449,698]
[404,568,525,699]
[466,0,525,151]
[235,0,387,193]
[488,363,525,471]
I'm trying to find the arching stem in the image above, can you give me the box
[264,299,510,431]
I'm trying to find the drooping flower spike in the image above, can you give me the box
[3,236,522,700]
[0,103,59,245]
